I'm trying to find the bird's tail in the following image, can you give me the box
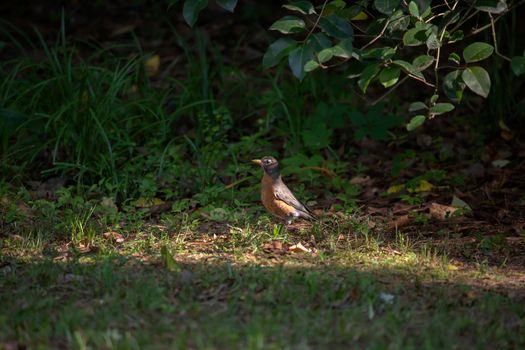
[301,208,318,221]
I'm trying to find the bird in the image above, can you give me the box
[252,156,316,224]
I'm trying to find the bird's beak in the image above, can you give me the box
[251,159,262,166]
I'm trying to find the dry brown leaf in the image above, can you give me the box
[77,242,93,253]
[145,55,160,77]
[262,240,285,254]
[103,231,124,243]
[288,242,311,253]
[429,202,459,220]
[349,175,371,185]
[388,215,410,230]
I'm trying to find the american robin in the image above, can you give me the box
[252,156,316,224]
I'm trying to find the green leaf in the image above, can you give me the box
[425,29,440,50]
[463,42,494,63]
[406,115,426,131]
[283,1,316,14]
[511,56,525,76]
[262,38,297,68]
[361,47,396,59]
[183,0,209,27]
[269,16,306,34]
[430,94,439,104]
[358,63,381,93]
[449,30,464,43]
[462,66,491,98]
[442,70,465,102]
[379,66,401,88]
[388,10,410,32]
[374,0,401,15]
[448,52,461,65]
[288,43,315,80]
[319,14,354,39]
[392,60,425,80]
[413,0,431,14]
[408,1,420,18]
[475,0,508,14]
[304,60,320,72]
[430,103,455,115]
[403,27,427,46]
[438,8,462,33]
[318,49,334,63]
[409,102,427,112]
[332,39,353,58]
[216,0,237,12]
[412,55,434,71]
[309,33,331,51]
[303,123,332,150]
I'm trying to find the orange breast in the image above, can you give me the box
[261,174,296,218]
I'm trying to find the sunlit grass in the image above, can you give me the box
[2,203,524,349]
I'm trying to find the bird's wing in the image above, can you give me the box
[274,183,316,219]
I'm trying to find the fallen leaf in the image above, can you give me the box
[447,264,459,271]
[451,195,472,211]
[491,159,510,168]
[103,231,124,243]
[132,197,165,208]
[262,240,286,254]
[429,202,459,220]
[76,242,93,253]
[349,175,371,185]
[388,215,410,230]
[387,184,405,194]
[145,55,160,77]
[288,242,311,253]
[408,179,434,193]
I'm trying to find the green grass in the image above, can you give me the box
[1,205,524,349]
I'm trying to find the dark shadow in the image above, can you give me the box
[1,253,524,349]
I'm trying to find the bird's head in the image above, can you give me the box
[252,156,280,179]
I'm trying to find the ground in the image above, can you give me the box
[1,1,525,348]
[1,204,525,349]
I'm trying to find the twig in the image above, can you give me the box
[303,0,329,43]
[368,76,409,106]
[489,13,512,62]
[434,0,460,94]
[361,18,391,50]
